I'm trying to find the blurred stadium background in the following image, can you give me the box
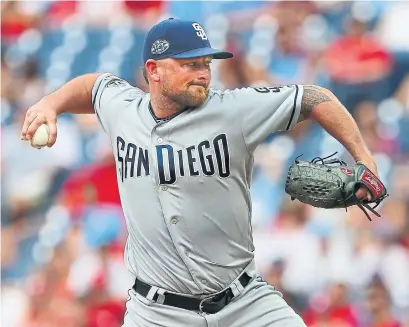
[1,1,409,326]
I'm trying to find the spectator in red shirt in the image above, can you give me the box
[1,1,41,44]
[363,275,402,327]
[325,17,394,113]
[122,0,165,29]
[84,264,126,327]
[326,18,392,84]
[59,154,121,220]
[45,1,78,27]
[303,282,358,327]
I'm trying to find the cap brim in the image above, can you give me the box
[171,47,233,60]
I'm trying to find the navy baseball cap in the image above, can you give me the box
[142,18,233,63]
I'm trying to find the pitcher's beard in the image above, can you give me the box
[162,83,209,109]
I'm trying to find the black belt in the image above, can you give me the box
[132,273,251,314]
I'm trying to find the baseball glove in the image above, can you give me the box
[285,153,388,221]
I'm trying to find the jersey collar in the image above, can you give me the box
[148,101,189,124]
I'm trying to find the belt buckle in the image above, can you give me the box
[199,295,214,314]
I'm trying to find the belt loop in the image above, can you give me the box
[156,288,166,304]
[230,278,244,297]
[146,286,159,301]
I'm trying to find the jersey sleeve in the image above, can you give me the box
[91,73,143,133]
[231,85,304,153]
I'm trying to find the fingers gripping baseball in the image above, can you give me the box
[21,105,58,148]
[355,159,379,202]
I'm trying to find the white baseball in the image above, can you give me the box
[30,124,50,148]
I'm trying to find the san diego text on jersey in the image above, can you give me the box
[116,133,230,184]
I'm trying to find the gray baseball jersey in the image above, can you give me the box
[92,73,304,296]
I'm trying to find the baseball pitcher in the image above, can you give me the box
[21,18,387,327]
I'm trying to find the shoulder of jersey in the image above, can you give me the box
[209,87,252,99]
[128,87,146,99]
[103,74,146,96]
[118,86,146,104]
[113,76,147,102]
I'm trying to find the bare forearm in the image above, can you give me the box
[298,85,373,162]
[44,73,101,115]
[21,73,102,145]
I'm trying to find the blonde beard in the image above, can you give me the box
[192,86,208,102]
[162,83,209,108]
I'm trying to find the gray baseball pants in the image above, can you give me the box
[122,275,307,327]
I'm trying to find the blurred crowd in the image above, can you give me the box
[1,1,409,327]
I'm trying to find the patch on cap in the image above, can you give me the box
[151,39,170,55]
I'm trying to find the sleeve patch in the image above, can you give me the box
[105,77,130,88]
